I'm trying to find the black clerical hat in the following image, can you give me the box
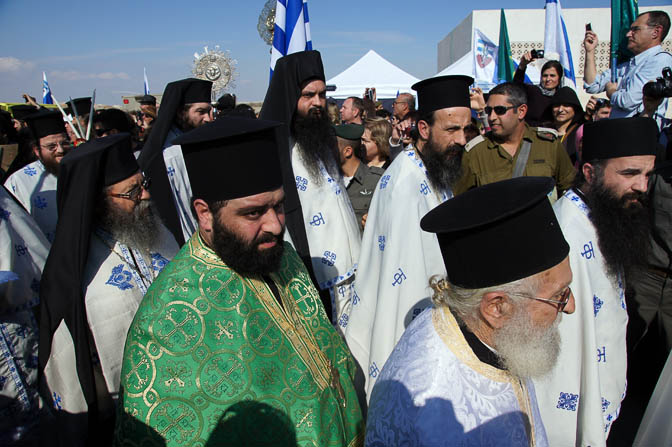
[174,117,284,202]
[93,109,133,133]
[24,110,66,140]
[335,124,364,141]
[582,117,658,162]
[64,132,138,186]
[10,104,40,121]
[421,177,569,289]
[136,94,157,105]
[412,75,473,117]
[65,97,92,117]
[182,80,212,104]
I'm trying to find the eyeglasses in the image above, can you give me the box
[628,25,653,33]
[108,176,151,202]
[41,140,73,152]
[512,287,572,312]
[484,105,519,116]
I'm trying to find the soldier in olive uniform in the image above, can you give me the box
[336,124,384,229]
[455,82,575,196]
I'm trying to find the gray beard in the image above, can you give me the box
[98,200,159,252]
[493,306,562,379]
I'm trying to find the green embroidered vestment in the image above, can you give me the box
[114,233,364,446]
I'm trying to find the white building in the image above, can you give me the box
[438,6,672,104]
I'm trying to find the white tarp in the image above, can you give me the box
[326,50,420,99]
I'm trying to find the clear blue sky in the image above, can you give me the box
[0,0,668,106]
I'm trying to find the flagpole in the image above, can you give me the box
[86,89,96,140]
[50,94,82,140]
[68,96,87,140]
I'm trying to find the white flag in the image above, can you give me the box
[544,0,576,89]
[472,28,498,88]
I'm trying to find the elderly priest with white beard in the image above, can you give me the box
[365,177,575,447]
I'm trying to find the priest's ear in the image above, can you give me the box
[479,291,516,329]
[192,198,215,233]
[417,117,431,141]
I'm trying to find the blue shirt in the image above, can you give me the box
[584,45,672,128]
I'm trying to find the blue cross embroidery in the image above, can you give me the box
[166,166,175,177]
[33,195,48,209]
[420,180,431,196]
[321,251,336,267]
[378,235,385,251]
[105,264,134,290]
[352,290,360,306]
[369,362,380,378]
[391,268,406,286]
[151,253,169,272]
[338,284,347,297]
[581,241,595,260]
[295,175,308,191]
[309,212,325,227]
[379,175,391,189]
[556,392,579,411]
[338,314,349,328]
[23,166,37,176]
[15,244,27,256]
[53,392,62,410]
[0,207,10,221]
[597,346,606,363]
[30,278,40,295]
[601,397,610,413]
[593,295,603,316]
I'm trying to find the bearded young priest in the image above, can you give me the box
[39,133,179,445]
[533,117,659,446]
[114,118,364,446]
[365,176,574,446]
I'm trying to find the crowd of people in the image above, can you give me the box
[0,9,671,447]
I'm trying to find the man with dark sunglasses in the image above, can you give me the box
[455,82,575,198]
[39,133,178,445]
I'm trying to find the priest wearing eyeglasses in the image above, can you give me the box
[39,132,178,445]
[365,177,575,447]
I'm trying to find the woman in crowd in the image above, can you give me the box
[362,118,392,169]
[514,52,564,125]
[544,86,585,164]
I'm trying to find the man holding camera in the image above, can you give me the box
[583,11,672,127]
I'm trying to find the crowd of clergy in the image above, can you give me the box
[1,13,672,446]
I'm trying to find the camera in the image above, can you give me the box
[642,67,672,99]
[531,49,545,59]
[365,88,374,101]
[595,98,608,109]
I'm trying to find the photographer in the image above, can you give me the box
[514,50,564,126]
[583,11,671,128]
[585,96,612,121]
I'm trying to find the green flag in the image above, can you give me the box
[497,9,515,83]
[611,0,638,65]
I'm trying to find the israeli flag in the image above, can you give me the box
[143,67,150,95]
[270,0,312,79]
[42,72,53,104]
[544,0,576,89]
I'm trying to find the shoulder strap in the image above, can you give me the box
[512,139,532,178]
[465,134,485,152]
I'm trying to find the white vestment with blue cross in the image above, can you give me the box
[0,186,50,443]
[4,160,58,243]
[42,223,178,417]
[289,142,361,326]
[345,148,450,399]
[533,190,627,446]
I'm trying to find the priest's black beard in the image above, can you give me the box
[211,218,285,275]
[584,180,651,279]
[418,135,464,192]
[97,200,159,252]
[291,107,341,184]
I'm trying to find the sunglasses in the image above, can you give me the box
[484,105,518,116]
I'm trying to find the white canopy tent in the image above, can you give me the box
[326,50,420,99]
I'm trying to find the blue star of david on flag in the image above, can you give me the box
[106,264,134,290]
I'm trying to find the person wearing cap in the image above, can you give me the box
[215,92,236,117]
[39,133,178,445]
[260,51,361,325]
[64,97,93,143]
[138,78,213,247]
[366,176,574,446]
[455,82,576,198]
[135,94,157,114]
[4,110,72,242]
[532,117,658,446]
[10,104,41,131]
[0,186,50,444]
[114,118,364,446]
[345,75,473,399]
[336,123,383,230]
[93,108,141,154]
